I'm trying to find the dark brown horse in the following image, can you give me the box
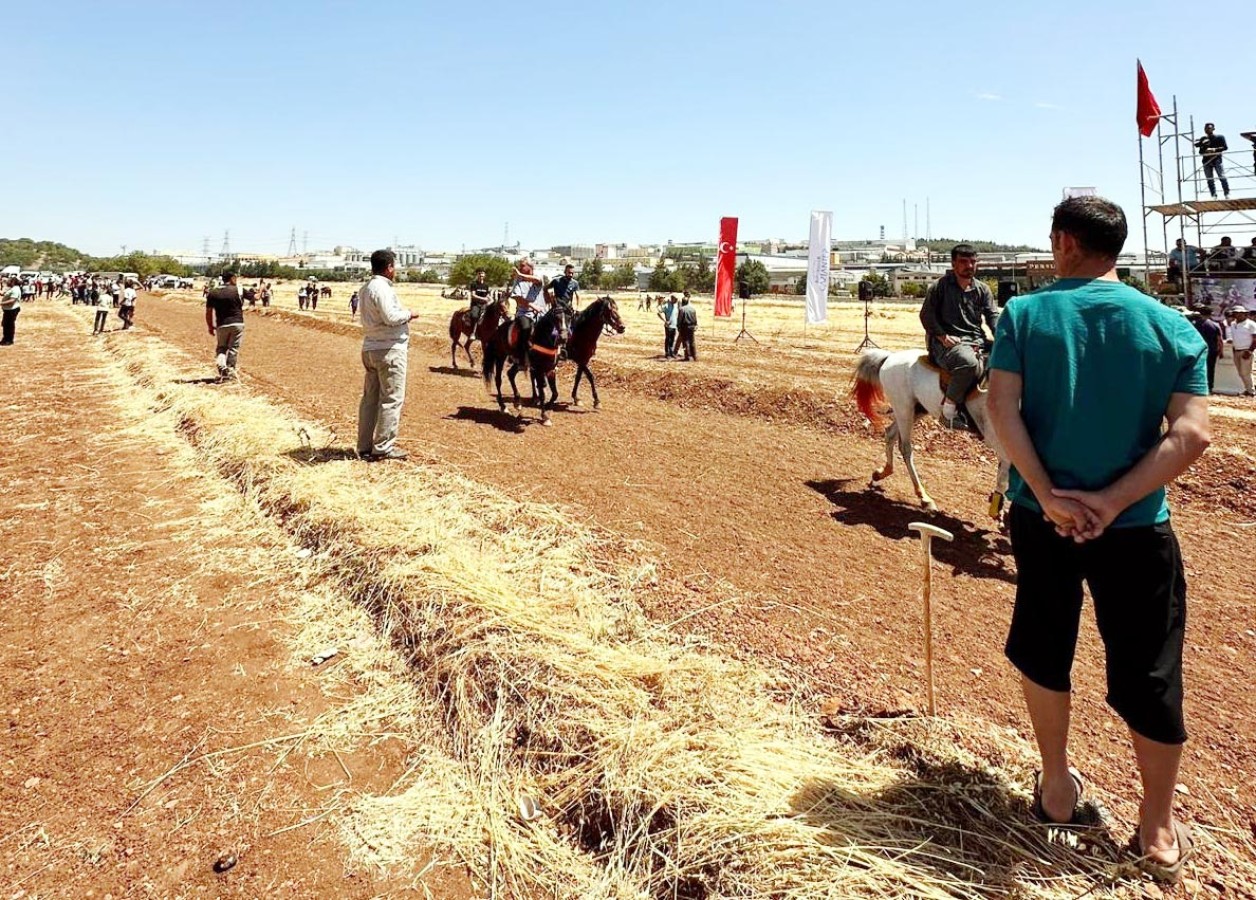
[448,298,509,369]
[483,304,571,426]
[448,307,475,368]
[568,296,625,408]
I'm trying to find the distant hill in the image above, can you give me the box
[0,238,96,271]
[925,238,1047,254]
[0,238,190,277]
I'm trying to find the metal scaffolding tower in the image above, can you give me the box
[1142,97,1256,307]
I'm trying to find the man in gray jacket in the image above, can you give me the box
[357,249,418,461]
[920,243,1000,430]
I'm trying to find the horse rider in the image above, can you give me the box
[547,262,581,333]
[508,258,546,353]
[466,268,493,331]
[920,243,1000,430]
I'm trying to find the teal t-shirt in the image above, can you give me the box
[989,279,1208,528]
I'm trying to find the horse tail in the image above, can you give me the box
[481,335,495,389]
[852,349,892,428]
[449,311,460,342]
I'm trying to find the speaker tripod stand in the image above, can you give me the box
[734,300,758,343]
[854,294,879,351]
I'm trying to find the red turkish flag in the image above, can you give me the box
[714,217,738,317]
[1136,60,1161,138]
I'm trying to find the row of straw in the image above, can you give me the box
[106,335,1200,899]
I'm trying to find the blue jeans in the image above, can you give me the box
[1203,157,1229,197]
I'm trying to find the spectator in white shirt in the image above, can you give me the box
[120,285,137,329]
[1,278,21,345]
[1228,306,1256,396]
[357,249,418,461]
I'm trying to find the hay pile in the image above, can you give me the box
[107,336,1230,899]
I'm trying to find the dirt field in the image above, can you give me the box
[0,308,471,898]
[4,289,1255,896]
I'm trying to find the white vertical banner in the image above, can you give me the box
[806,210,832,324]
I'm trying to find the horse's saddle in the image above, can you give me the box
[917,355,988,402]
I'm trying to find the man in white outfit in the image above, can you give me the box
[1228,305,1256,396]
[357,249,418,460]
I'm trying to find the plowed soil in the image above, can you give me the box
[131,290,1256,873]
[5,288,1254,893]
[0,306,471,898]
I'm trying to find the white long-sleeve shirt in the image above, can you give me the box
[358,275,410,350]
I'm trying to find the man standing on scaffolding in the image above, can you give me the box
[1195,123,1230,199]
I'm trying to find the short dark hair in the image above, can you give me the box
[951,244,977,262]
[1051,195,1127,259]
[221,270,237,282]
[370,249,396,275]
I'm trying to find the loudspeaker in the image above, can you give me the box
[857,280,873,303]
[997,281,1019,304]
[738,282,751,301]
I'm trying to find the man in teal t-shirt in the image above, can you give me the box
[987,196,1211,883]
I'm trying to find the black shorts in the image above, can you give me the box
[1005,503,1188,745]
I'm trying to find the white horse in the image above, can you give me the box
[852,348,1010,517]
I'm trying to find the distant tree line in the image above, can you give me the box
[646,256,716,293]
[200,260,440,284]
[0,239,191,279]
[926,237,1046,254]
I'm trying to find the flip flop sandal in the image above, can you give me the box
[1131,820,1193,885]
[1031,766,1088,825]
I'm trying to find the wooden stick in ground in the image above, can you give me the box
[907,522,953,716]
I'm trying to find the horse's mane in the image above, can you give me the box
[572,297,603,329]
[537,304,561,328]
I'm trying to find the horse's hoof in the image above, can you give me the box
[571,399,581,407]
[541,418,553,427]
[871,470,888,483]
[921,498,937,511]
[593,400,601,410]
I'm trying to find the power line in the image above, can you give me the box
[287,227,298,256]
[221,230,230,257]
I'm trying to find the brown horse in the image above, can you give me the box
[568,296,625,408]
[449,297,510,369]
[448,307,475,368]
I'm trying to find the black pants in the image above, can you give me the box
[664,326,677,357]
[1005,504,1187,744]
[677,325,696,360]
[1205,351,1218,392]
[0,307,17,344]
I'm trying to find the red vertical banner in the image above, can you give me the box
[1136,60,1161,137]
[714,216,738,317]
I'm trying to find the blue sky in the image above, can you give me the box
[4,1,1250,256]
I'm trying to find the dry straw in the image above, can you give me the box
[108,335,1255,899]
